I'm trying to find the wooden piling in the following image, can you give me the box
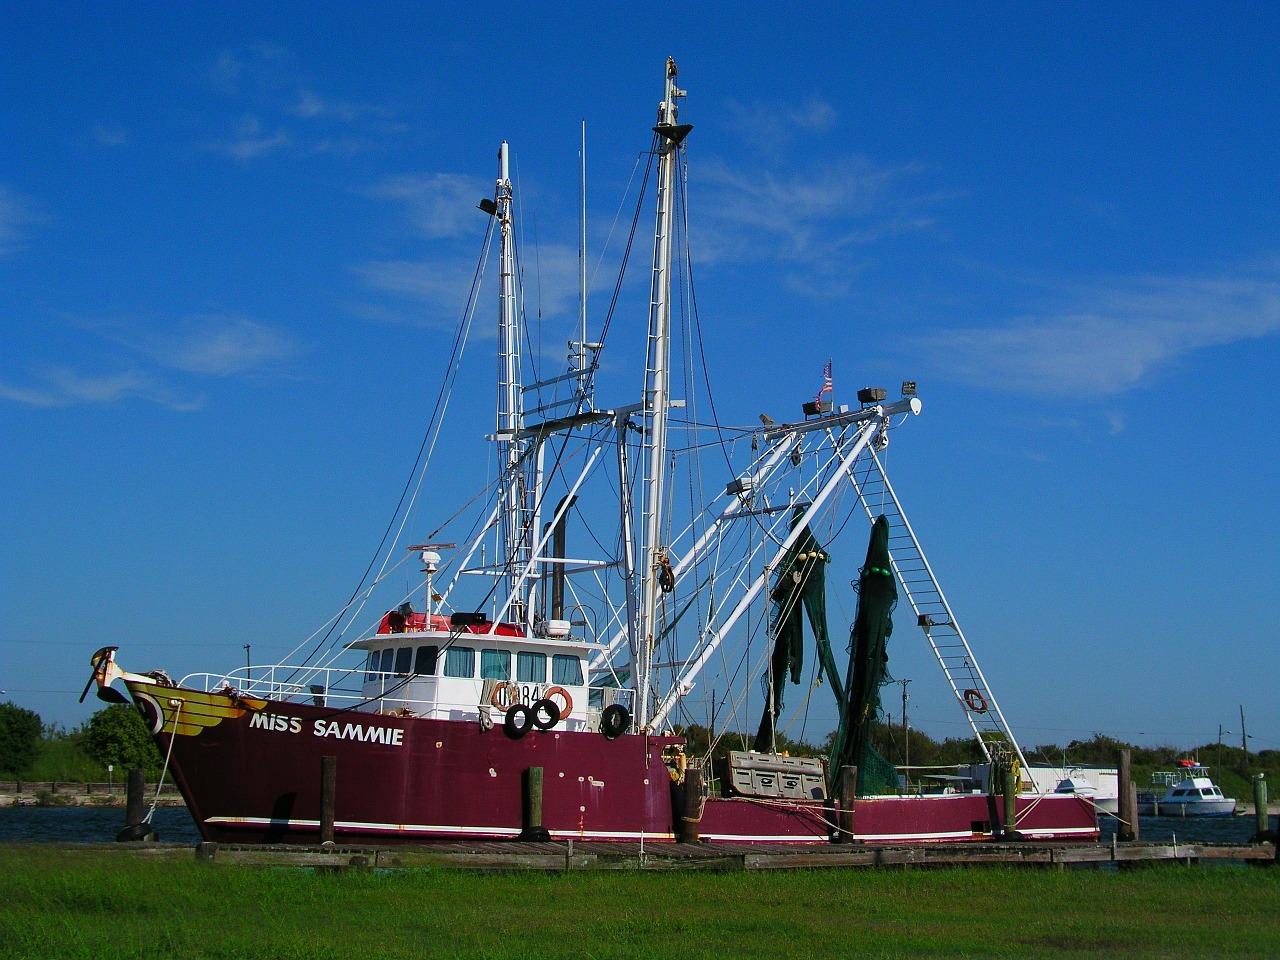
[1117,748,1137,842]
[320,756,337,844]
[520,766,551,841]
[836,765,858,843]
[680,767,703,843]
[1253,774,1271,842]
[1002,766,1023,840]
[124,768,145,827]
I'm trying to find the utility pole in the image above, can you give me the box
[1240,705,1249,771]
[901,679,911,789]
[1218,725,1231,771]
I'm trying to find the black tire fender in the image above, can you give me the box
[600,703,630,740]
[504,703,534,739]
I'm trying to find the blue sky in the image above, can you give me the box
[3,2,1279,755]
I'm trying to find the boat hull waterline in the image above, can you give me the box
[127,679,1097,845]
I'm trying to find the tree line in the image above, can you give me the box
[0,702,162,781]
[3,700,1275,801]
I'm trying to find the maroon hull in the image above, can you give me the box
[134,682,1097,846]
[697,792,1097,844]
[146,694,682,844]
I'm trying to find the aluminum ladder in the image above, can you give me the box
[843,446,1028,773]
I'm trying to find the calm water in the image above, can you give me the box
[0,805,1272,845]
[0,806,201,844]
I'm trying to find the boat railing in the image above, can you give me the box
[178,664,624,721]
[1151,766,1209,787]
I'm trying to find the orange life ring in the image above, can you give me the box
[963,688,987,714]
[544,685,573,717]
[490,681,516,710]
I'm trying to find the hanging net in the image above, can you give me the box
[829,515,899,796]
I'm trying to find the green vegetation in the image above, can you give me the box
[78,704,163,778]
[0,702,43,777]
[1,706,163,782]
[1,847,1279,959]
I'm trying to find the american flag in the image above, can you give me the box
[815,359,832,401]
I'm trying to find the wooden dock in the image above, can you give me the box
[62,838,1277,872]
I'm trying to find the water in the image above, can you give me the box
[0,806,201,844]
[1099,813,1274,845]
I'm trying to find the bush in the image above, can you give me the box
[0,702,43,778]
[79,705,163,777]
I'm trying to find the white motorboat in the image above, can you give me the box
[1137,760,1237,817]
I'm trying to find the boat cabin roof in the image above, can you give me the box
[345,610,597,656]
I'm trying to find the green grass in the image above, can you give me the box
[2,848,1280,959]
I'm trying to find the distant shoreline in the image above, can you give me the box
[0,782,185,809]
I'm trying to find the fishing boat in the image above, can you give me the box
[86,59,1097,846]
[1138,761,1237,817]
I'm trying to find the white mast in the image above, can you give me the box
[494,142,528,621]
[636,58,690,728]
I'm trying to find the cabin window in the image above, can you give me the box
[517,651,547,683]
[394,646,413,675]
[378,649,394,674]
[552,654,583,686]
[415,645,439,675]
[481,648,512,681]
[444,646,476,678]
[365,652,378,681]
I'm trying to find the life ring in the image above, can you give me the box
[544,685,573,718]
[490,681,516,710]
[962,688,987,714]
[531,698,561,731]
[504,703,534,739]
[600,703,630,740]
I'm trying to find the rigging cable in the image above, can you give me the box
[281,213,498,674]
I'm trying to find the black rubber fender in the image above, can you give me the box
[531,698,561,731]
[504,703,534,738]
[600,703,630,740]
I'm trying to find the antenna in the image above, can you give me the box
[577,119,588,397]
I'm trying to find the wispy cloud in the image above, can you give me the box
[206,43,396,159]
[0,185,44,255]
[138,314,301,375]
[693,156,939,288]
[355,244,580,327]
[0,367,202,411]
[217,116,291,160]
[724,97,838,153]
[2,315,299,410]
[93,125,128,147]
[911,269,1280,397]
[367,173,490,240]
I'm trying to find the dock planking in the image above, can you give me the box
[70,839,1269,872]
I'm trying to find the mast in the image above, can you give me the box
[494,142,529,621]
[636,58,691,728]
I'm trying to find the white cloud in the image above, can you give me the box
[0,185,43,255]
[0,367,202,411]
[216,116,291,159]
[141,315,301,375]
[94,125,128,147]
[205,44,394,160]
[368,173,491,240]
[911,271,1280,397]
[356,242,581,329]
[692,156,937,283]
[724,98,839,152]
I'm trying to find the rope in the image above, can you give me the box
[145,699,183,824]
